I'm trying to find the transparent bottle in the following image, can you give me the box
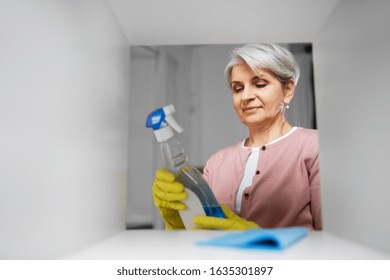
[146,105,224,228]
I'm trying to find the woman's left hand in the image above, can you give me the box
[193,204,259,230]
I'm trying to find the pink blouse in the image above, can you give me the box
[203,127,322,230]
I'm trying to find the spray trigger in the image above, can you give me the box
[163,105,183,133]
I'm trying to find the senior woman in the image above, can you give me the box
[153,43,322,231]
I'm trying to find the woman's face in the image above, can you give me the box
[230,63,294,129]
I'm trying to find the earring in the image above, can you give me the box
[285,104,290,109]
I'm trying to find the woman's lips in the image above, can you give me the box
[243,106,261,112]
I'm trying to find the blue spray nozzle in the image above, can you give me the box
[146,105,184,133]
[145,108,166,130]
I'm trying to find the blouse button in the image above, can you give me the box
[261,146,266,151]
[244,193,249,199]
[255,170,260,175]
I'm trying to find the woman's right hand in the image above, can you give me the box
[153,168,187,230]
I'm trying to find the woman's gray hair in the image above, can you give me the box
[225,43,300,87]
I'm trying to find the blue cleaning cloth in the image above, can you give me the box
[198,227,309,250]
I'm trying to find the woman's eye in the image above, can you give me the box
[233,87,243,93]
[256,84,266,88]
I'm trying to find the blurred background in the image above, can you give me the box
[127,43,316,229]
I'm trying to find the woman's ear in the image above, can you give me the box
[283,80,295,105]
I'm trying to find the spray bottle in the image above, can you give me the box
[146,104,225,229]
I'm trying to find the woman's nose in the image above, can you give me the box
[241,87,255,100]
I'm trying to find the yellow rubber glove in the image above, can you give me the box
[193,204,259,230]
[153,168,187,230]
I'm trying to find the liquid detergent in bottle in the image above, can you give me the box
[146,104,225,229]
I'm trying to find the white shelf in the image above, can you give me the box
[63,230,390,260]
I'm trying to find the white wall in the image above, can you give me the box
[127,47,157,228]
[107,0,341,45]
[314,0,390,252]
[0,0,130,259]
[285,46,316,129]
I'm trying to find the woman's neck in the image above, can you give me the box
[244,119,293,148]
